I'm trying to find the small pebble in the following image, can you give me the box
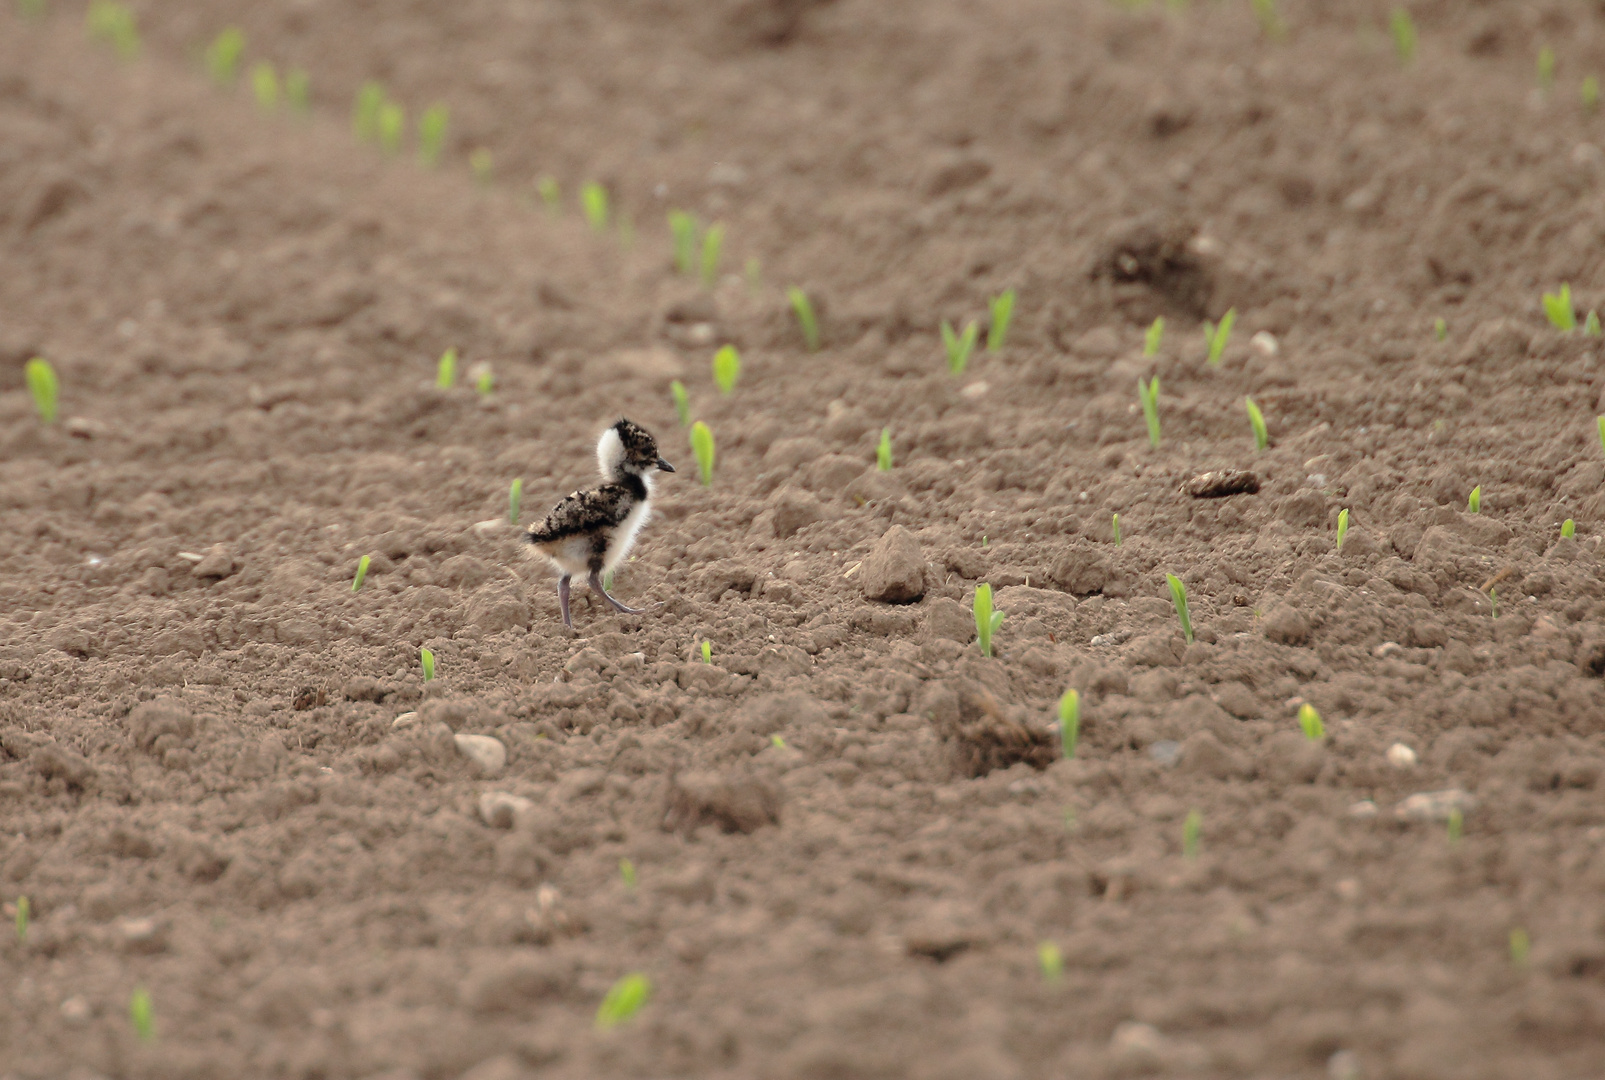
[1090,629,1132,647]
[1386,743,1417,769]
[1395,789,1474,823]
[472,519,510,537]
[391,711,421,729]
[960,380,990,399]
[59,995,92,1025]
[1347,800,1379,819]
[1147,740,1181,767]
[1250,330,1279,356]
[1372,641,1404,658]
[478,791,534,829]
[455,734,508,777]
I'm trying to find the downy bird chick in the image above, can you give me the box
[525,418,675,627]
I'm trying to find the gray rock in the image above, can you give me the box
[191,543,238,579]
[861,525,926,603]
[455,734,508,777]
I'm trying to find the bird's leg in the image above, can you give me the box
[558,575,574,628]
[589,569,643,615]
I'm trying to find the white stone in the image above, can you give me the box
[391,711,421,729]
[455,734,508,777]
[1395,789,1475,823]
[1250,331,1279,356]
[1386,743,1417,769]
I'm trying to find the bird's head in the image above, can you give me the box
[598,418,675,483]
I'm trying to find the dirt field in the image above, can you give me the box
[4,1,1605,1076]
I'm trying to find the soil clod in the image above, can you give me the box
[1183,469,1261,499]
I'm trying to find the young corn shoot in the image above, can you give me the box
[473,363,494,396]
[1562,518,1576,538]
[1543,283,1576,331]
[619,858,637,889]
[1510,927,1531,966]
[1245,397,1268,451]
[251,63,279,111]
[205,27,244,85]
[1434,317,1447,341]
[941,320,979,375]
[712,345,740,396]
[700,223,724,289]
[698,639,712,664]
[668,210,698,275]
[537,176,561,214]
[1336,508,1350,552]
[670,380,690,427]
[351,554,371,592]
[877,428,893,471]
[25,358,58,424]
[1538,46,1556,91]
[1204,307,1236,366]
[508,478,523,525]
[1297,703,1325,741]
[987,290,1015,352]
[470,148,493,186]
[1390,7,1416,64]
[130,987,155,1043]
[1037,942,1065,984]
[973,583,1004,658]
[789,288,820,351]
[1143,316,1164,357]
[1587,310,1602,337]
[1489,587,1498,619]
[1182,809,1202,859]
[1165,573,1193,644]
[1112,512,1122,547]
[353,81,385,141]
[1138,376,1161,448]
[1447,806,1464,844]
[1251,0,1285,39]
[690,421,715,486]
[377,100,405,154]
[1585,75,1601,111]
[1058,689,1079,758]
[417,103,449,167]
[87,1,139,59]
[286,69,311,114]
[596,973,651,1030]
[15,895,29,942]
[1467,485,1482,514]
[580,182,609,230]
[420,647,436,682]
[1598,415,1605,456]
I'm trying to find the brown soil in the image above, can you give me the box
[5,2,1605,1077]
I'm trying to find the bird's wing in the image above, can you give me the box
[526,486,632,543]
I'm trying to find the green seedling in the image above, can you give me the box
[973,583,1004,658]
[1447,806,1463,843]
[1245,397,1268,451]
[877,428,893,471]
[596,973,651,1030]
[1434,317,1447,341]
[537,176,561,214]
[286,69,310,114]
[476,365,494,395]
[770,734,786,749]
[1562,518,1576,538]
[1144,316,1164,357]
[1585,76,1601,111]
[419,647,436,682]
[1204,307,1236,366]
[1587,311,1602,336]
[417,103,449,167]
[580,181,609,230]
[1138,376,1161,448]
[620,859,637,889]
[1389,7,1416,64]
[668,210,699,275]
[1037,942,1064,984]
[712,344,740,395]
[1112,512,1122,547]
[670,380,690,426]
[1510,927,1531,966]
[17,0,46,19]
[1598,415,1605,456]
[1336,508,1350,552]
[789,287,820,351]
[1058,689,1080,758]
[1297,703,1324,741]
[377,101,405,154]
[25,358,58,424]
[470,148,493,186]
[701,640,712,664]
[351,554,371,592]
[1166,573,1193,644]
[87,1,139,58]
[700,223,724,289]
[1543,283,1576,331]
[508,478,523,525]
[941,320,979,375]
[1182,808,1202,859]
[15,895,29,942]
[690,421,715,486]
[205,27,244,84]
[436,347,457,388]
[1251,0,1284,39]
[1489,587,1498,619]
[602,569,615,593]
[1467,485,1481,514]
[353,81,385,141]
[251,63,278,111]
[1539,46,1556,91]
[987,289,1015,352]
[129,987,155,1042]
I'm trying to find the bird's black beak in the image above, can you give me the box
[657,457,676,473]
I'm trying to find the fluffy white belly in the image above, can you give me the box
[604,501,652,573]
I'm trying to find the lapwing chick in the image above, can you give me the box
[525,418,675,627]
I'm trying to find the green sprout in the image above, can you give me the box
[1037,942,1064,984]
[1245,397,1268,451]
[700,640,712,664]
[1138,376,1161,448]
[1562,518,1576,538]
[1297,703,1324,741]
[475,365,494,396]
[1336,508,1350,552]
[877,428,893,471]
[1510,927,1531,966]
[1467,485,1481,514]
[205,27,245,85]
[1587,311,1602,337]
[15,895,29,942]
[129,987,154,1043]
[1143,316,1164,357]
[1182,809,1202,859]
[351,554,371,592]
[470,148,493,186]
[668,210,699,274]
[973,583,1004,658]
[580,182,609,230]
[1598,415,1605,456]
[1585,75,1601,111]
[25,358,58,424]
[1538,46,1556,91]
[420,647,436,682]
[1543,283,1576,331]
[670,380,690,426]
[1434,317,1447,341]
[86,1,139,58]
[377,101,405,154]
[770,734,787,749]
[417,103,449,167]
[1112,512,1122,547]
[508,478,523,525]
[1389,8,1416,64]
[1447,806,1463,844]
[286,69,310,114]
[620,859,637,890]
[353,81,385,141]
[602,569,615,593]
[537,176,561,214]
[251,63,279,111]
[700,223,724,289]
[789,287,820,351]
[941,320,979,375]
[1204,307,1236,366]
[987,290,1015,352]
[1165,573,1193,644]
[712,345,740,396]
[596,973,651,1030]
[436,347,458,388]
[1058,689,1079,759]
[17,0,45,18]
[690,421,715,486]
[1251,0,1284,39]
[1489,586,1498,619]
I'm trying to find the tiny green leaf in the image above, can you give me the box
[1562,518,1576,538]
[353,81,385,141]
[420,647,435,682]
[417,103,449,167]
[670,380,690,427]
[1489,586,1498,620]
[1138,376,1161,448]
[788,287,820,352]
[286,69,311,114]
[1037,942,1064,984]
[1467,485,1481,514]
[620,859,637,889]
[701,640,711,664]
[436,347,457,388]
[25,357,58,424]
[1538,45,1556,90]
[877,427,893,472]
[537,176,561,214]
[1510,927,1531,966]
[1585,75,1601,111]
[205,27,245,85]
[1205,307,1236,367]
[1058,689,1079,759]
[690,421,715,486]
[1588,310,1602,337]
[973,583,1003,658]
[602,568,615,592]
[1112,512,1122,547]
[1245,397,1267,451]
[1297,703,1325,741]
[129,986,154,1042]
[1336,508,1350,552]
[700,223,724,290]
[987,290,1015,352]
[1143,316,1164,357]
[351,554,371,592]
[15,895,29,942]
[580,181,609,230]
[1447,806,1463,843]
[1182,808,1202,859]
[1389,7,1416,64]
[668,210,699,275]
[1543,283,1576,332]
[1434,317,1447,341]
[251,62,279,111]
[377,100,405,154]
[476,365,494,396]
[86,1,139,59]
[1166,573,1192,644]
[596,973,652,1030]
[1251,0,1284,39]
[1598,415,1605,456]
[712,345,740,396]
[508,478,523,526]
[941,319,979,375]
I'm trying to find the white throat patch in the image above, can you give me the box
[596,426,626,480]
